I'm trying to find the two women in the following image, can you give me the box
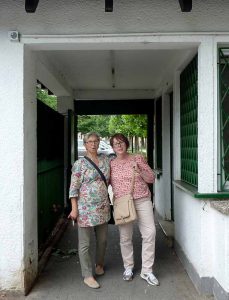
[69,132,158,288]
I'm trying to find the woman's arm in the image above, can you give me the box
[68,160,82,220]
[68,197,79,220]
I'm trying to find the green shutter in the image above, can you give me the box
[180,55,198,187]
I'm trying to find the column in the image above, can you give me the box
[0,37,37,293]
[198,37,217,193]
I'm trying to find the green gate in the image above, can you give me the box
[37,100,64,247]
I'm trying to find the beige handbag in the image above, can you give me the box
[113,169,137,225]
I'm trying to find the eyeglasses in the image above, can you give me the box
[113,141,125,147]
[85,140,100,145]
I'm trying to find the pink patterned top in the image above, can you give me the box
[110,154,155,200]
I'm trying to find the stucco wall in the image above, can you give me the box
[1,1,229,34]
[174,188,202,274]
[155,94,171,220]
[0,34,25,290]
[174,187,229,294]
[211,207,229,293]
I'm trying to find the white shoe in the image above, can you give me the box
[140,272,159,286]
[123,268,133,281]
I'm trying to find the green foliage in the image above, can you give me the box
[109,115,147,137]
[36,87,57,111]
[78,114,147,138]
[77,115,111,137]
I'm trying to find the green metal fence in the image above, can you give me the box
[37,160,64,245]
[37,100,64,247]
[180,55,198,187]
[218,48,229,191]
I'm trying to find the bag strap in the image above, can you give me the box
[130,166,135,195]
[84,156,108,188]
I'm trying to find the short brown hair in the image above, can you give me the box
[110,133,129,149]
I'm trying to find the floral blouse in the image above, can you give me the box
[69,154,110,227]
[110,154,155,200]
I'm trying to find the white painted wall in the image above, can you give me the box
[198,37,217,193]
[1,1,229,34]
[0,35,74,292]
[155,93,171,220]
[0,33,37,292]
[174,187,229,294]
[23,47,38,293]
[174,188,202,274]
[211,208,229,293]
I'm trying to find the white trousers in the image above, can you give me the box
[118,197,156,274]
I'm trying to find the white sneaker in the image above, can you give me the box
[123,268,133,281]
[140,272,159,286]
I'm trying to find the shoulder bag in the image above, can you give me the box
[113,167,137,225]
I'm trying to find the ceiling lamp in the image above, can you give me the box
[105,0,113,12]
[178,0,192,12]
[25,0,39,13]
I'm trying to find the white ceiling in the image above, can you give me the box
[41,48,192,95]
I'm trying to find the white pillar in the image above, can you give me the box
[162,93,171,219]
[198,37,217,193]
[0,37,37,293]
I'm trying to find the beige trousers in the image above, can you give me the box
[78,223,108,278]
[118,197,156,274]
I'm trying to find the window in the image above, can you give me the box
[218,48,229,191]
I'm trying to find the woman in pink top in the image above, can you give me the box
[110,133,159,286]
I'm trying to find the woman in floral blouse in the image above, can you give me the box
[68,132,110,289]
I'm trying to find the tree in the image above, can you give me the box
[77,115,111,137]
[36,87,57,111]
[109,115,147,137]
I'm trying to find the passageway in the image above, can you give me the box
[11,221,213,300]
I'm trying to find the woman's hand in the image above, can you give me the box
[132,162,141,174]
[68,197,78,221]
[132,160,155,183]
[68,208,78,221]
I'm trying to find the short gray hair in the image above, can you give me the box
[83,132,100,144]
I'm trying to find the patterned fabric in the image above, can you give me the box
[110,154,154,200]
[69,154,110,227]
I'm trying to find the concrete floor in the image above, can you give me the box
[1,221,213,300]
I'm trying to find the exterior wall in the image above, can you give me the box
[1,0,229,296]
[155,93,171,220]
[174,188,202,276]
[169,37,228,297]
[174,187,229,296]
[0,35,37,292]
[1,1,229,34]
[212,208,229,296]
[0,35,74,292]
[198,37,218,193]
